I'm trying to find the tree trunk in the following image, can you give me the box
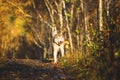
[106,0,111,17]
[80,0,88,54]
[76,2,81,50]
[44,0,56,27]
[63,0,73,54]
[58,0,64,29]
[99,0,103,31]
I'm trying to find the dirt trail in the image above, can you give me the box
[0,59,73,80]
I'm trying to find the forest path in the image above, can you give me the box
[0,59,73,80]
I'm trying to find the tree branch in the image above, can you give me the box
[7,1,33,18]
[30,0,52,28]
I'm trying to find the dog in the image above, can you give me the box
[52,28,65,63]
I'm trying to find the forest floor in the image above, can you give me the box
[0,59,75,80]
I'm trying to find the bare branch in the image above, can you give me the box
[30,0,52,28]
[7,1,33,18]
[33,40,43,48]
[30,0,36,9]
[53,0,58,8]
[30,25,45,48]
[44,0,56,27]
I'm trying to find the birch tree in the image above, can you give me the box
[30,0,67,58]
[106,0,111,17]
[99,0,103,31]
[44,0,74,54]
[63,0,73,54]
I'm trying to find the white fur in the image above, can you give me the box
[52,27,64,63]
[53,42,64,63]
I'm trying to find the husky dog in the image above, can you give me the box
[52,27,64,63]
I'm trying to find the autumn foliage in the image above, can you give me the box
[0,0,120,80]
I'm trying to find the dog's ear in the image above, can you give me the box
[52,27,57,31]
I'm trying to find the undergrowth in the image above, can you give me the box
[59,50,120,80]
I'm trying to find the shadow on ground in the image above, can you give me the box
[0,59,72,80]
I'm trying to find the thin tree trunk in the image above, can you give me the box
[58,0,64,29]
[44,0,56,27]
[80,0,84,53]
[98,0,104,60]
[99,0,103,31]
[106,0,111,17]
[76,4,81,50]
[63,0,73,54]
[106,0,111,24]
[81,0,88,54]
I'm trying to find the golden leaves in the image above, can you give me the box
[26,33,34,45]
[9,17,25,38]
